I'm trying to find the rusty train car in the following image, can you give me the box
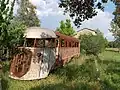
[9,27,80,80]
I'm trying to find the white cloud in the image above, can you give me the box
[78,9,114,41]
[29,0,64,17]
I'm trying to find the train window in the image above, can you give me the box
[26,38,34,47]
[72,42,75,47]
[75,42,77,47]
[61,39,64,47]
[69,42,71,47]
[45,39,55,47]
[77,42,79,47]
[36,39,45,48]
[65,41,67,47]
[45,39,50,47]
[51,39,55,47]
[56,39,58,46]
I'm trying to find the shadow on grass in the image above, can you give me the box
[99,59,120,74]
[1,61,10,90]
[51,59,98,81]
[100,80,118,90]
[2,61,10,73]
[30,82,95,90]
[1,77,9,90]
[30,59,101,90]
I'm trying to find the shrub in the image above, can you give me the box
[80,34,107,56]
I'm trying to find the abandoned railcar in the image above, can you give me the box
[10,27,57,80]
[55,32,80,65]
[9,27,80,80]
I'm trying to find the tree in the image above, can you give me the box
[112,4,120,28]
[16,0,40,27]
[0,0,15,48]
[80,34,107,56]
[109,21,120,39]
[56,19,76,36]
[109,21,120,52]
[80,34,107,81]
[96,29,108,47]
[0,0,16,59]
[80,33,107,80]
[59,0,115,27]
[7,19,26,58]
[8,19,26,48]
[0,0,27,59]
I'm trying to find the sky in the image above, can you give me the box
[27,0,116,41]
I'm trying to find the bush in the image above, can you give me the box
[80,34,107,55]
[108,41,120,48]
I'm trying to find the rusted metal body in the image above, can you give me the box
[10,48,32,78]
[9,27,80,80]
[55,32,80,65]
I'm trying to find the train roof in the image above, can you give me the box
[24,27,56,39]
[55,32,79,42]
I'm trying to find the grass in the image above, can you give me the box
[99,50,120,62]
[1,50,120,90]
[105,48,119,52]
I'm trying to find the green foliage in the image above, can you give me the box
[0,0,15,24]
[16,0,40,27]
[7,19,26,48]
[59,0,115,27]
[109,22,120,49]
[0,0,26,59]
[80,34,107,55]
[0,0,15,48]
[108,41,118,48]
[112,5,120,28]
[109,21,120,38]
[56,19,76,36]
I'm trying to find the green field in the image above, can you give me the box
[1,50,120,90]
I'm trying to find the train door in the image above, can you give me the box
[40,38,56,78]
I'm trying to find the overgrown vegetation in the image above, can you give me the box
[80,34,107,55]
[1,51,120,90]
[0,0,15,58]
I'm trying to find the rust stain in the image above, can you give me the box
[10,48,32,77]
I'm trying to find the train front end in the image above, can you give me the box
[9,27,56,80]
